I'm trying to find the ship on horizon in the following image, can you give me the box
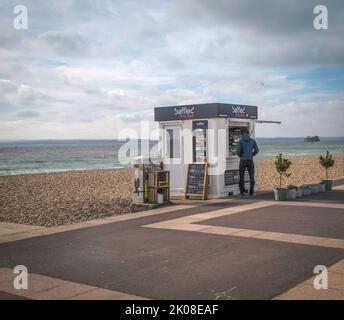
[304,135,320,143]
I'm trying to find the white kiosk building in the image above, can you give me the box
[154,102,260,199]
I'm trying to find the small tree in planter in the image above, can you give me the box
[319,151,335,190]
[274,154,292,200]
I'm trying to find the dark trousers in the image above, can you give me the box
[239,160,255,194]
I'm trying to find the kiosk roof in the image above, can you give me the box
[154,103,257,121]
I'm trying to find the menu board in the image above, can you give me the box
[192,120,208,162]
[224,169,250,186]
[228,127,247,156]
[185,163,208,200]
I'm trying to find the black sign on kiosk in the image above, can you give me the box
[185,163,208,200]
[155,103,258,121]
[224,169,250,186]
[192,120,208,163]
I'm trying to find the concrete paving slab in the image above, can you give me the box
[202,226,245,236]
[0,267,147,300]
[252,183,344,203]
[330,259,344,274]
[0,268,13,285]
[254,232,287,241]
[69,288,147,300]
[0,291,29,300]
[275,234,326,246]
[276,201,344,209]
[304,272,344,291]
[198,205,344,240]
[327,272,344,291]
[0,268,62,296]
[319,239,344,249]
[296,190,344,204]
[0,221,343,300]
[30,282,95,300]
[0,222,43,237]
[0,204,197,245]
[1,194,344,300]
[275,284,344,300]
[229,229,265,238]
[171,223,210,232]
[273,257,344,299]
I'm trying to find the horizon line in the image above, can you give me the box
[0,136,344,142]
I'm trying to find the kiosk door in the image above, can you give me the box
[163,125,184,195]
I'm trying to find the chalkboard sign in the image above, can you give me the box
[224,169,250,186]
[185,163,208,200]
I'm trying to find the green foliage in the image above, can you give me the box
[319,151,335,169]
[274,154,292,188]
[319,151,335,179]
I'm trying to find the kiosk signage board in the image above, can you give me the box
[185,163,208,200]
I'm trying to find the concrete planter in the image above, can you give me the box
[299,185,311,196]
[287,189,297,199]
[321,180,333,191]
[295,188,302,198]
[274,188,288,201]
[319,183,326,193]
[157,193,164,204]
[309,184,320,194]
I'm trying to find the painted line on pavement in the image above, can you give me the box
[274,258,344,300]
[144,201,344,249]
[0,267,147,300]
[0,204,196,245]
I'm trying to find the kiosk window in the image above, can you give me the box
[228,126,248,156]
[166,128,180,159]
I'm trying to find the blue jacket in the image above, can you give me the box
[236,132,259,160]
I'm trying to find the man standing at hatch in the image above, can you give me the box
[236,130,259,196]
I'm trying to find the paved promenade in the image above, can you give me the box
[1,179,344,300]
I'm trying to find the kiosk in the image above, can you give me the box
[154,102,260,198]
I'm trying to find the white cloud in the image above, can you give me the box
[0,0,343,138]
[0,79,45,106]
[39,31,90,56]
[257,100,344,137]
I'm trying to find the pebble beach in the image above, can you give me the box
[0,154,343,227]
[255,154,343,191]
[0,168,132,227]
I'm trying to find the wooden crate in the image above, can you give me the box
[147,171,170,203]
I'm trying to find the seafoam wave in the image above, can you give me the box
[0,138,343,176]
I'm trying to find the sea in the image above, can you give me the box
[0,138,343,176]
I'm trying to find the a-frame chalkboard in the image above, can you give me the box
[185,163,208,200]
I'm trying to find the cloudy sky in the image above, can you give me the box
[0,0,343,139]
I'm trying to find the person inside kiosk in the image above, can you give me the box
[236,130,259,196]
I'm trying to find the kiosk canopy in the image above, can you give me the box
[154,103,258,121]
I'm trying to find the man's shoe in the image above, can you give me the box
[240,192,246,196]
